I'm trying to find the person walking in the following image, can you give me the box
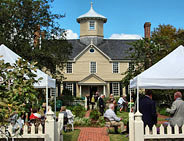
[166,91,184,127]
[139,90,157,129]
[98,94,105,116]
[118,95,128,112]
[91,95,95,109]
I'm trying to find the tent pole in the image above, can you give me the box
[129,87,132,113]
[136,77,139,112]
[54,89,56,117]
[46,75,48,113]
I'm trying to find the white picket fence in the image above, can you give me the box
[129,112,184,141]
[0,108,64,141]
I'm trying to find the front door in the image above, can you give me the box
[90,86,97,100]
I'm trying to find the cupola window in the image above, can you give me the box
[89,21,95,30]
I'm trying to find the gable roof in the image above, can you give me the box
[67,39,137,61]
[74,42,111,61]
[78,74,106,85]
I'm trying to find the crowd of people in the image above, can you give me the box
[8,90,184,135]
[139,90,184,133]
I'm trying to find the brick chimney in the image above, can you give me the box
[34,25,40,47]
[144,22,151,39]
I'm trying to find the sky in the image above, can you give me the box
[51,0,184,39]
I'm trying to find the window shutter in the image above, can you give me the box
[73,83,76,97]
[57,83,61,97]
[63,82,66,90]
[110,83,112,94]
[120,82,123,96]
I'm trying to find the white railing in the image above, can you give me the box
[144,124,184,139]
[129,112,184,141]
[0,108,64,141]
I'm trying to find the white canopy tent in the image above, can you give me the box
[0,44,56,112]
[129,45,184,112]
[130,45,184,89]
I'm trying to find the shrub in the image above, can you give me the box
[89,109,100,121]
[74,117,91,126]
[72,105,86,118]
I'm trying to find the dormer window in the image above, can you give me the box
[89,21,95,30]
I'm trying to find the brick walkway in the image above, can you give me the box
[78,111,168,141]
[77,127,110,141]
[78,111,110,141]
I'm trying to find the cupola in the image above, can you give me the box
[77,3,107,45]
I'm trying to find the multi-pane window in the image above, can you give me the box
[66,62,72,73]
[66,83,73,92]
[89,21,95,30]
[113,62,119,73]
[112,83,119,96]
[90,62,96,73]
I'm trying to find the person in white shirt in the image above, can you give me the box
[118,95,127,112]
[104,103,125,133]
[66,109,74,124]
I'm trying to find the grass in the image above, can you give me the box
[108,128,129,141]
[63,129,80,141]
[109,134,129,141]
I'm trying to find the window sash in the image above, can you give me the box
[90,62,96,73]
[112,83,119,96]
[66,62,72,73]
[66,83,73,92]
[113,62,119,73]
[89,21,95,30]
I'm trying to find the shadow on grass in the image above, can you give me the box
[108,128,129,141]
[63,129,80,141]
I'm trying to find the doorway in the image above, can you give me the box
[90,86,97,99]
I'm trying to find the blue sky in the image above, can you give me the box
[51,0,184,39]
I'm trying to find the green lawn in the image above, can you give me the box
[63,129,80,141]
[108,127,129,141]
[109,134,129,141]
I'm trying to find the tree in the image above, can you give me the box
[0,58,41,124]
[122,24,184,86]
[0,0,72,80]
[122,38,165,86]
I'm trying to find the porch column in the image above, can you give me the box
[79,85,82,97]
[103,85,106,96]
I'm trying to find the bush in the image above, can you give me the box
[157,107,170,116]
[72,105,86,118]
[74,117,91,126]
[89,109,100,121]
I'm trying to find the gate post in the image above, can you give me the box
[129,112,135,141]
[45,108,55,141]
[134,111,144,141]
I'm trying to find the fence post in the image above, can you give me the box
[85,97,87,110]
[58,113,64,141]
[134,111,144,141]
[129,112,135,141]
[45,108,55,141]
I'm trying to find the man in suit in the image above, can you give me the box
[139,90,157,129]
[166,91,184,127]
[98,94,105,116]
